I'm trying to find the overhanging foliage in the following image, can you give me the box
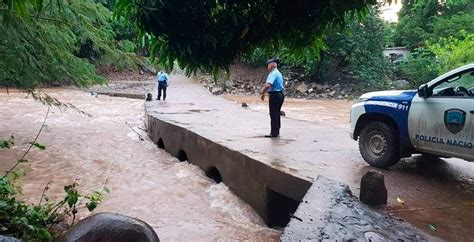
[0,0,138,89]
[115,0,377,74]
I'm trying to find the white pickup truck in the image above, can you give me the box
[350,63,474,168]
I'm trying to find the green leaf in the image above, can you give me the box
[86,201,97,211]
[32,143,46,150]
[36,227,52,241]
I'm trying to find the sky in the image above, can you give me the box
[380,1,403,22]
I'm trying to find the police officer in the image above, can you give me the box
[260,59,285,138]
[156,71,169,100]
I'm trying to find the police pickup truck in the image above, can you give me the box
[350,63,474,168]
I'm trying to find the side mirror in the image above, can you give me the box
[417,84,431,98]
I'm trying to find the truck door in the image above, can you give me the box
[408,69,474,161]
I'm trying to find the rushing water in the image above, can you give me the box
[0,89,280,241]
[223,94,352,127]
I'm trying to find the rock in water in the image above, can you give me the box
[146,93,152,101]
[57,212,159,242]
[360,170,387,206]
[241,102,248,108]
[280,110,286,117]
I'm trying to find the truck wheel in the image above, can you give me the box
[359,121,400,168]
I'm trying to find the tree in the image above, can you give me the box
[241,7,393,90]
[428,32,474,73]
[395,0,474,49]
[394,0,439,49]
[0,0,138,89]
[395,0,474,87]
[115,0,378,74]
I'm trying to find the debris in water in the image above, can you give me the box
[428,224,437,232]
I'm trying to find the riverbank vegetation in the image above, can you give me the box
[1,0,473,92]
[241,0,474,91]
[0,0,141,89]
[0,109,108,241]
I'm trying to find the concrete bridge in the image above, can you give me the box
[144,75,362,225]
[144,75,437,240]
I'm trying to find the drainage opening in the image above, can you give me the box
[177,149,188,162]
[157,138,165,149]
[205,166,223,183]
[266,188,300,228]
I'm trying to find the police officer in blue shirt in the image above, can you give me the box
[260,59,285,138]
[156,71,169,100]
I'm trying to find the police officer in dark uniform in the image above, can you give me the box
[260,59,285,138]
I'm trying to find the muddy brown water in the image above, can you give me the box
[0,89,280,241]
[1,88,473,241]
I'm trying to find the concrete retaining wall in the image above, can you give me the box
[145,107,312,226]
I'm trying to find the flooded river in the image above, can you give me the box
[1,85,473,241]
[0,89,280,241]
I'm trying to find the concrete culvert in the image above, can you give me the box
[157,138,165,149]
[177,149,188,162]
[205,166,223,183]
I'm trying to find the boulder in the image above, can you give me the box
[360,170,387,206]
[225,80,235,88]
[211,86,224,95]
[57,212,159,242]
[315,84,324,91]
[241,102,249,108]
[296,83,309,93]
[145,93,152,101]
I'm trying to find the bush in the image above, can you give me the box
[400,48,439,88]
[400,32,474,88]
[428,32,474,73]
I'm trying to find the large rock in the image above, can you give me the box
[211,86,224,95]
[57,213,159,242]
[296,83,308,93]
[360,170,387,206]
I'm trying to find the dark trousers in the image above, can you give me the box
[157,82,167,100]
[269,92,284,136]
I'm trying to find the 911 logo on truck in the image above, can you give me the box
[350,63,474,168]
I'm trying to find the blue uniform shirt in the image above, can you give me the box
[266,68,284,92]
[157,72,169,83]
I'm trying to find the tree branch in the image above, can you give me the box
[3,107,50,177]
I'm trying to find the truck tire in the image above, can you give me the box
[359,121,400,168]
